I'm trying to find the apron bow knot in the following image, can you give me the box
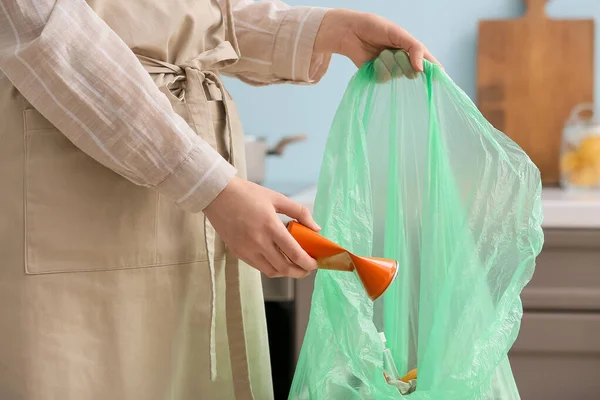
[136,43,239,384]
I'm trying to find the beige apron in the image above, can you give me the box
[0,1,273,399]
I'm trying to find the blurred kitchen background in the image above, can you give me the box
[225,1,600,399]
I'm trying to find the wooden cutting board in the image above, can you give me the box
[477,0,594,185]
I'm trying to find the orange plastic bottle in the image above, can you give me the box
[287,221,398,300]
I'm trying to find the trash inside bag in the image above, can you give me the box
[288,53,544,400]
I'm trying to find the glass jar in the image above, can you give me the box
[560,103,600,190]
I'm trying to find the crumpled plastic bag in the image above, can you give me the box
[288,56,543,399]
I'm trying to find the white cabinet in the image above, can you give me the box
[510,229,600,399]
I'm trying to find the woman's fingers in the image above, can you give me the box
[406,42,425,72]
[204,177,319,280]
[424,48,444,70]
[272,223,317,273]
[264,242,311,279]
[394,50,418,79]
[273,193,320,232]
[255,254,281,278]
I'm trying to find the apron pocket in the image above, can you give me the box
[23,109,159,274]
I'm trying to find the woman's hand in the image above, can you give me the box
[204,177,319,279]
[315,9,442,72]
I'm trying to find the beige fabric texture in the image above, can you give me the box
[0,0,331,399]
[0,0,330,211]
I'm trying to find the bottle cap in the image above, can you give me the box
[379,332,387,344]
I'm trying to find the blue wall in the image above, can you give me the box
[225,0,600,190]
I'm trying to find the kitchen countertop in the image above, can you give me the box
[541,188,600,229]
[287,186,600,229]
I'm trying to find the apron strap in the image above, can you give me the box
[203,216,218,381]
[135,48,253,392]
[225,250,255,400]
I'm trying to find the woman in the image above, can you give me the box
[0,0,440,399]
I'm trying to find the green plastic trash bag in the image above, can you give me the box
[288,54,543,400]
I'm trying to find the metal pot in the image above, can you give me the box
[244,134,306,184]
